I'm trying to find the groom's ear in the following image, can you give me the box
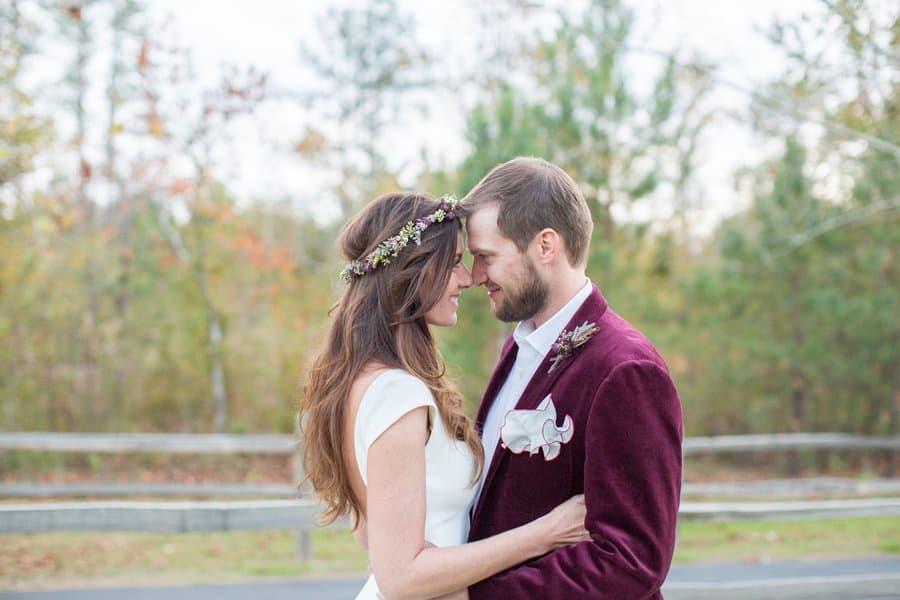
[534,228,561,265]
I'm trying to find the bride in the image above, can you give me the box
[300,192,589,599]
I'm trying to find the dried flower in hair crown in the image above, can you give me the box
[340,196,460,283]
[548,321,598,373]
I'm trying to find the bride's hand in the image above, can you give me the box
[537,494,591,551]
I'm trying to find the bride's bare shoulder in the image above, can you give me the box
[347,361,395,407]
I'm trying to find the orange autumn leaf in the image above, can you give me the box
[270,248,294,273]
[169,179,194,195]
[294,129,327,156]
[239,234,266,266]
[138,39,150,69]
[149,112,164,139]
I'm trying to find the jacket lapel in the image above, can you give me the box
[470,337,517,524]
[513,286,608,411]
[474,336,518,434]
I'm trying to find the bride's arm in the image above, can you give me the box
[352,516,368,550]
[366,406,587,600]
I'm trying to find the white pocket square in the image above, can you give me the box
[500,394,574,461]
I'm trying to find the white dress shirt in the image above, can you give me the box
[473,279,593,507]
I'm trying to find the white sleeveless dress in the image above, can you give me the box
[353,370,477,600]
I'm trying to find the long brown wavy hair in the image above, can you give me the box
[300,192,484,526]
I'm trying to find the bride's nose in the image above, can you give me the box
[458,264,473,289]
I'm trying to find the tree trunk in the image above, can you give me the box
[73,10,101,429]
[787,276,807,476]
[107,18,131,428]
[888,345,899,477]
[210,316,227,433]
[191,181,228,433]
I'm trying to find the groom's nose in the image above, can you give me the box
[470,260,487,286]
[458,264,473,288]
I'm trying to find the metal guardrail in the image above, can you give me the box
[2,431,898,561]
[0,432,295,454]
[682,433,900,454]
[2,431,897,454]
[677,498,900,522]
[4,478,900,499]
[681,478,900,498]
[0,499,321,534]
[3,498,900,535]
[0,482,297,498]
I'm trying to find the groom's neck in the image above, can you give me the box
[530,269,588,329]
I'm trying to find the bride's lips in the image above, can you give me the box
[449,294,460,307]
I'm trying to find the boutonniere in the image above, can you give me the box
[548,321,598,373]
[500,394,574,461]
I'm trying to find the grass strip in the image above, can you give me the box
[1,517,898,590]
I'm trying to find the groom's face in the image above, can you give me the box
[466,204,549,323]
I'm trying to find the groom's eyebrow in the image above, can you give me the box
[467,242,488,255]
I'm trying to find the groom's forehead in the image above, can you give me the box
[465,222,516,256]
[464,205,499,236]
[464,214,496,247]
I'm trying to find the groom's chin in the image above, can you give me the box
[493,304,520,323]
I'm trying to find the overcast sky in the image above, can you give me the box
[139,0,820,231]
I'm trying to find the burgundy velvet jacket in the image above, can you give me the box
[468,287,683,599]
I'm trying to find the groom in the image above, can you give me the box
[463,157,683,599]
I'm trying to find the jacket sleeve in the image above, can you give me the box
[468,360,683,599]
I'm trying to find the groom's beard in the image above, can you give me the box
[494,256,549,323]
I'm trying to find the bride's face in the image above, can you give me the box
[425,232,472,327]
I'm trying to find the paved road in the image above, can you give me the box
[3,558,899,599]
[663,557,900,599]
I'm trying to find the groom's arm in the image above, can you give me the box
[469,360,683,599]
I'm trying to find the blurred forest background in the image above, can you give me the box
[1,0,897,445]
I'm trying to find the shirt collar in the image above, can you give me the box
[513,279,593,358]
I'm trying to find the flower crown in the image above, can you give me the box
[339,195,461,283]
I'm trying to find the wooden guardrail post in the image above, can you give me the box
[292,423,312,561]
